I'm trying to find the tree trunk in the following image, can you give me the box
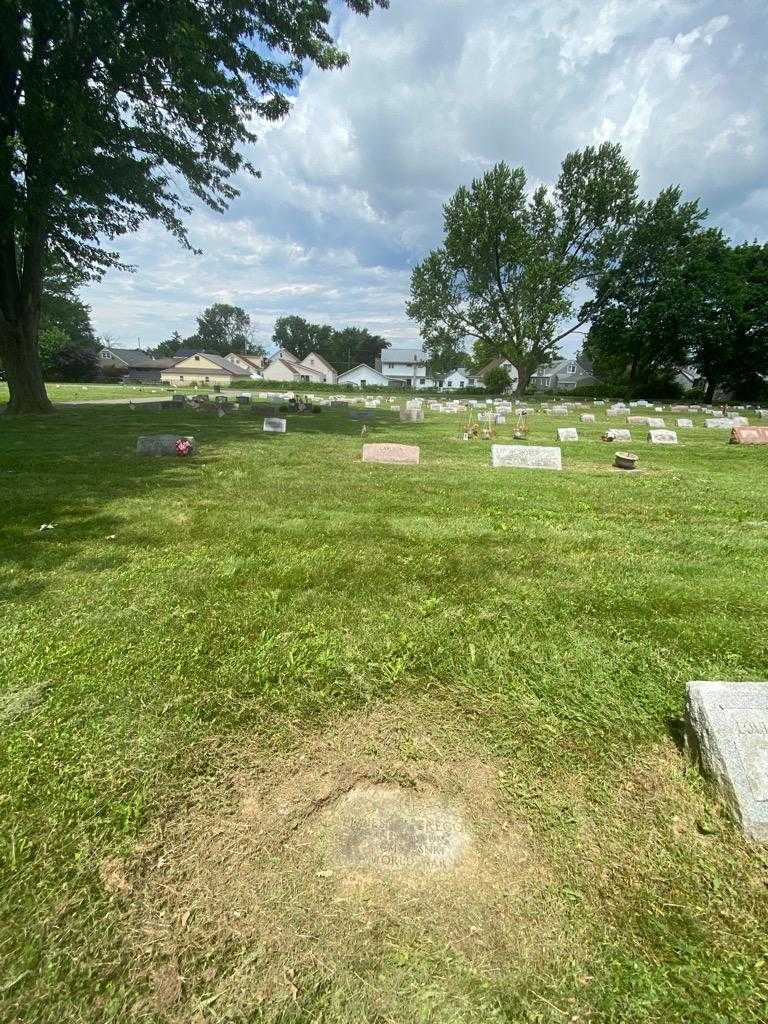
[704,379,717,404]
[0,314,53,414]
[515,365,530,395]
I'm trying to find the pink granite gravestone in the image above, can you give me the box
[362,443,420,465]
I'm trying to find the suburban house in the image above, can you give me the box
[262,347,337,384]
[530,354,596,391]
[337,363,389,388]
[225,351,265,377]
[299,351,338,384]
[97,346,176,383]
[476,357,520,391]
[439,367,482,390]
[674,367,700,392]
[376,348,436,389]
[160,352,252,387]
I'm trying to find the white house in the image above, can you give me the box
[337,363,389,388]
[225,352,265,377]
[441,367,482,390]
[262,347,337,384]
[377,347,436,389]
[300,351,338,384]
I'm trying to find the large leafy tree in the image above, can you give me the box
[272,315,335,360]
[187,302,258,357]
[686,240,768,402]
[0,0,388,414]
[407,145,638,393]
[582,187,712,388]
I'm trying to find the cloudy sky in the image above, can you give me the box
[83,0,767,356]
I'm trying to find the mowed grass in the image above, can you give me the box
[0,382,176,403]
[1,400,767,1023]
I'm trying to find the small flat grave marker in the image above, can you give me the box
[730,427,768,445]
[646,417,666,429]
[676,418,694,428]
[580,414,596,423]
[362,443,420,465]
[136,434,196,456]
[557,427,579,441]
[686,681,768,842]
[492,445,562,470]
[648,429,678,445]
[263,417,287,433]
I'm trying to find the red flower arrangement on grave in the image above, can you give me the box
[175,439,192,457]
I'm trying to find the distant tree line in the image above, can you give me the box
[409,143,768,400]
[151,303,266,360]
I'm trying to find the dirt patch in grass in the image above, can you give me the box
[113,701,568,1021]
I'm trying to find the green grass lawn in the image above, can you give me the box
[1,401,767,1023]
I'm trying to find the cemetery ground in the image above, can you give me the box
[1,399,767,1024]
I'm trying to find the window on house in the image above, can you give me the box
[567,363,576,373]
[179,375,184,381]
[419,378,425,385]
[360,379,367,386]
[194,355,200,361]
[301,374,309,382]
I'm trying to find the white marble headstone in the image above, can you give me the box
[648,429,678,444]
[263,417,287,433]
[491,445,562,470]
[557,428,579,441]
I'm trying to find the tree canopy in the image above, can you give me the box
[0,0,388,413]
[407,144,639,393]
[186,303,258,358]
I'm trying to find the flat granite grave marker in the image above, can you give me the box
[730,427,768,445]
[491,445,562,470]
[580,413,596,423]
[648,429,678,445]
[328,786,470,872]
[603,428,631,442]
[400,408,425,423]
[646,417,666,429]
[362,443,420,465]
[263,417,287,433]
[676,418,694,428]
[136,434,196,456]
[556,427,579,441]
[686,681,768,842]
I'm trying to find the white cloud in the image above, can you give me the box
[83,1,767,357]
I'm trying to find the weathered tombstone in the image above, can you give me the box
[237,394,251,405]
[362,443,420,465]
[603,428,631,442]
[491,445,562,470]
[646,417,666,429]
[136,434,196,456]
[648,429,678,445]
[730,427,768,445]
[400,408,424,423]
[550,405,569,415]
[557,427,579,441]
[706,418,737,429]
[172,394,186,405]
[627,416,648,426]
[263,418,287,433]
[686,681,768,842]
[614,451,638,470]
[676,418,694,428]
[580,413,596,423]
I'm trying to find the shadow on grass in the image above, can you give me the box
[0,404,417,599]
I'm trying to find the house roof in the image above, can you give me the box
[102,347,161,368]
[476,356,509,378]
[266,356,324,380]
[226,351,265,372]
[338,363,388,381]
[170,352,249,375]
[382,348,427,363]
[277,347,302,365]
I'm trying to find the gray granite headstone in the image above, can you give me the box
[491,445,562,470]
[686,681,768,842]
[603,428,631,442]
[136,434,195,456]
[400,408,425,423]
[556,427,579,441]
[676,418,694,428]
[646,417,666,429]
